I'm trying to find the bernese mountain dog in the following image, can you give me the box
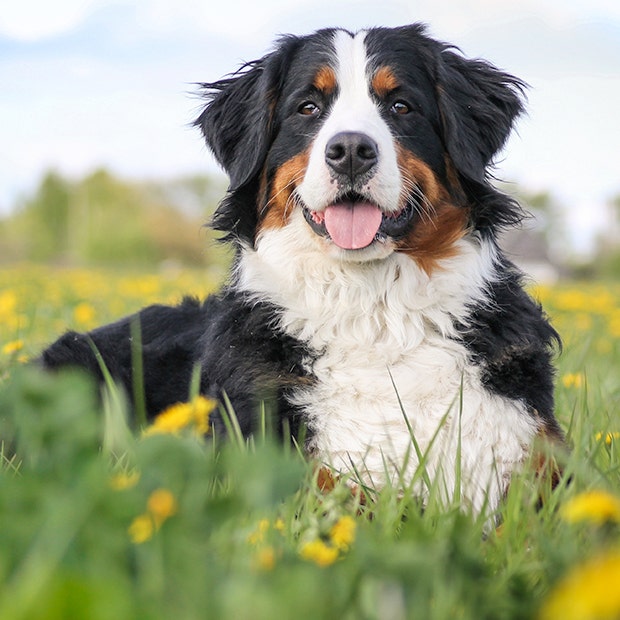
[41,24,564,514]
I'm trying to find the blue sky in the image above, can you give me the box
[1,0,619,253]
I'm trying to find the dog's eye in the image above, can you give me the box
[298,101,321,116]
[390,101,410,115]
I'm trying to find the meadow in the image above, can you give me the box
[1,263,620,619]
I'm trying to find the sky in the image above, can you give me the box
[1,0,619,254]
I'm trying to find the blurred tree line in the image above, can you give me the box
[0,169,229,268]
[500,185,620,280]
[1,168,619,279]
[594,195,620,278]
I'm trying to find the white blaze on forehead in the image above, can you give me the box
[296,29,402,213]
[331,29,372,128]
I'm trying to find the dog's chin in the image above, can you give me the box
[301,193,416,261]
[329,241,396,263]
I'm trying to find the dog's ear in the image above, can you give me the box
[437,50,526,183]
[195,59,273,190]
[195,41,296,191]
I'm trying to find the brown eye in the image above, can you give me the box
[299,101,320,116]
[390,101,410,115]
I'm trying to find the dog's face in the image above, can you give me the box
[196,25,525,270]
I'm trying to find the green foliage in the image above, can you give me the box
[1,270,620,619]
[1,358,619,620]
[0,169,229,268]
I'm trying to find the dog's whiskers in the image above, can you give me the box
[398,169,436,227]
[259,173,306,219]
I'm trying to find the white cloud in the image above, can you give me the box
[0,0,100,41]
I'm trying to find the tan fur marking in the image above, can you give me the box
[313,65,337,94]
[372,66,400,97]
[444,155,467,205]
[531,427,567,505]
[395,146,469,274]
[533,449,563,491]
[315,466,369,507]
[502,426,566,509]
[260,151,310,231]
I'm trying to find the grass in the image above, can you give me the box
[1,264,620,619]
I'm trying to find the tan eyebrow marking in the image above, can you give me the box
[313,65,337,94]
[372,66,400,97]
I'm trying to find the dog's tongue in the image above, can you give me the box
[324,202,383,250]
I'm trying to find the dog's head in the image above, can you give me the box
[195,24,525,270]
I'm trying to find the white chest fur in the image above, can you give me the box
[237,215,540,514]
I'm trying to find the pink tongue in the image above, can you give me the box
[324,203,383,250]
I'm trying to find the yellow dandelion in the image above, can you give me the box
[147,488,178,526]
[248,519,271,545]
[0,290,17,317]
[329,516,356,551]
[562,373,584,389]
[300,539,339,567]
[145,402,193,435]
[554,290,589,313]
[539,550,620,620]
[561,490,620,525]
[2,339,24,356]
[109,470,141,491]
[274,518,285,532]
[595,432,620,446]
[127,488,177,543]
[254,546,277,571]
[128,514,155,544]
[143,396,215,436]
[73,302,96,326]
[610,313,620,339]
[191,395,214,435]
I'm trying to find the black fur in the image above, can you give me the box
[457,261,562,437]
[41,298,209,417]
[42,292,311,436]
[196,291,311,438]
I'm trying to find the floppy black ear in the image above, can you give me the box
[195,59,273,191]
[437,50,526,183]
[195,37,300,191]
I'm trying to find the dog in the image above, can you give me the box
[41,24,564,514]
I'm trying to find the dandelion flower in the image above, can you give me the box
[562,373,584,389]
[128,514,155,544]
[330,516,356,551]
[73,302,96,326]
[539,550,620,620]
[595,432,620,446]
[147,488,178,525]
[143,396,215,436]
[0,290,17,317]
[561,490,620,525]
[247,519,271,545]
[128,488,177,543]
[254,546,277,571]
[2,339,24,356]
[109,470,141,491]
[191,396,214,435]
[145,402,193,435]
[300,539,339,567]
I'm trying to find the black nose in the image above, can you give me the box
[325,131,378,180]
